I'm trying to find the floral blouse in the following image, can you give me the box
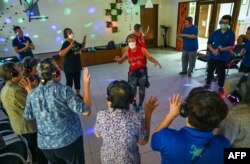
[94,109,148,164]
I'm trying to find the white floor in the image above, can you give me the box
[37,48,238,164]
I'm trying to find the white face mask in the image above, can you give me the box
[68,33,74,40]
[128,42,136,49]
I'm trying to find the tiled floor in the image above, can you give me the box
[38,48,238,164]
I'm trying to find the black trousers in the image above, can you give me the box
[22,133,48,164]
[42,136,84,164]
[65,72,81,90]
[206,59,227,87]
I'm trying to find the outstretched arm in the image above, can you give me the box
[114,52,128,64]
[143,48,162,68]
[154,94,183,132]
[138,96,158,145]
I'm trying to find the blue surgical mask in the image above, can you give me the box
[220,23,228,30]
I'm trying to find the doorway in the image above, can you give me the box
[194,0,239,50]
[140,4,158,48]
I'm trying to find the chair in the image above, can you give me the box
[195,49,208,72]
[225,58,242,76]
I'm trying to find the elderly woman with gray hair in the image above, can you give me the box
[21,58,92,164]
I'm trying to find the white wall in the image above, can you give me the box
[0,0,188,57]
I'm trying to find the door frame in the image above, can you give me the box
[140,4,159,48]
[195,0,241,36]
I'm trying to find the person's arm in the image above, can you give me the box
[143,48,162,68]
[59,41,76,57]
[114,52,128,64]
[94,112,103,138]
[154,94,183,133]
[138,96,158,145]
[219,32,235,52]
[178,34,197,39]
[82,68,91,116]
[142,26,150,36]
[13,42,29,54]
[27,38,35,50]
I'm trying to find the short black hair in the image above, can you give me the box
[108,82,133,110]
[134,24,141,32]
[221,15,232,24]
[185,16,193,24]
[247,26,250,31]
[187,87,228,131]
[13,26,21,33]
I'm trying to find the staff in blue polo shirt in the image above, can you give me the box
[239,26,250,73]
[205,15,235,93]
[178,16,198,77]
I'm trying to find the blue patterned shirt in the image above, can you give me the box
[23,81,87,149]
[94,109,148,164]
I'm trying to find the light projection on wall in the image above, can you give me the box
[63,7,71,15]
[88,6,96,15]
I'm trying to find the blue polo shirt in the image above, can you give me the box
[182,25,198,51]
[242,38,250,66]
[151,127,231,164]
[207,29,235,61]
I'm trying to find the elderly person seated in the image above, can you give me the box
[0,62,47,164]
[94,80,158,164]
[218,73,250,147]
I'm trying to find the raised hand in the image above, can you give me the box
[19,77,33,93]
[144,96,159,115]
[114,56,121,62]
[83,68,90,87]
[168,94,183,118]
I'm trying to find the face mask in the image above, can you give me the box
[68,33,74,40]
[220,23,228,30]
[128,42,136,49]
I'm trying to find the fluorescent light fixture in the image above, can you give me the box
[145,0,153,8]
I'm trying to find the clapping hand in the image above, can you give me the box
[19,77,33,93]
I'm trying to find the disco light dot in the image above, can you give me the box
[4,48,9,52]
[32,35,39,38]
[3,0,9,3]
[5,18,11,24]
[64,8,71,15]
[90,34,96,39]
[84,22,93,28]
[0,38,5,42]
[88,7,96,14]
[17,18,24,23]
[51,25,57,30]
[56,30,62,34]
[10,36,15,39]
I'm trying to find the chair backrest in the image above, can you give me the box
[197,49,209,62]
